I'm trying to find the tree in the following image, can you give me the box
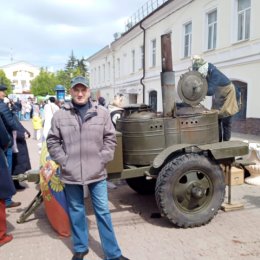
[61,52,89,92]
[30,68,59,96]
[77,57,88,77]
[0,70,12,94]
[65,50,77,72]
[56,70,71,93]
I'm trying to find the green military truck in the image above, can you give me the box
[16,71,248,228]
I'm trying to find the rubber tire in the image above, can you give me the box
[126,176,156,195]
[155,153,225,228]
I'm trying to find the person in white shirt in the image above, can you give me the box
[42,97,59,140]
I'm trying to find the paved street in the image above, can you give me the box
[1,120,260,260]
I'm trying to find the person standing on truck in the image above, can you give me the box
[46,76,129,260]
[192,56,239,141]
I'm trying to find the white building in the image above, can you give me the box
[87,0,260,121]
[0,61,40,94]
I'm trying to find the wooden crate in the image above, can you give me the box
[224,166,244,185]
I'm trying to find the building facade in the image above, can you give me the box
[87,0,260,121]
[0,61,40,94]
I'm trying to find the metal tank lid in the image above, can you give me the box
[177,71,208,106]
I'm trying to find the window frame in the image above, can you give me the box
[206,9,217,51]
[183,21,192,58]
[237,0,251,41]
[131,49,135,73]
[151,39,157,67]
[139,45,144,69]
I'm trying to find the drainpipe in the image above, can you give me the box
[140,21,146,104]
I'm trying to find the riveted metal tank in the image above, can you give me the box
[116,106,164,166]
[116,71,218,166]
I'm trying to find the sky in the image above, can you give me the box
[0,0,146,71]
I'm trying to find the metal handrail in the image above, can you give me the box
[125,0,169,31]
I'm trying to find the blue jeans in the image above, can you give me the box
[24,112,30,121]
[4,148,13,206]
[64,180,122,260]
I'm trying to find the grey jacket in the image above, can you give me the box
[46,101,116,185]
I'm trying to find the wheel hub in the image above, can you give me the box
[191,186,205,199]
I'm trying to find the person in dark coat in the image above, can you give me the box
[0,116,16,246]
[14,98,22,120]
[192,56,239,141]
[0,85,21,207]
[12,115,31,189]
[98,96,106,107]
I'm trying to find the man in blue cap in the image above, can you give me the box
[47,76,129,260]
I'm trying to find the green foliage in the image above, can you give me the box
[65,50,78,71]
[30,51,89,96]
[0,70,12,94]
[30,68,59,96]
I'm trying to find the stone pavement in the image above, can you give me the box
[1,120,260,260]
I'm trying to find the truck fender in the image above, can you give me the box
[153,140,248,169]
[153,144,196,169]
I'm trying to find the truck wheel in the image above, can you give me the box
[155,153,225,227]
[126,177,156,195]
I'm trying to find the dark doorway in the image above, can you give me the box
[232,80,247,120]
[149,90,157,112]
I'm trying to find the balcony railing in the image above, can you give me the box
[124,0,169,31]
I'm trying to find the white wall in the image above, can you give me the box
[88,0,260,118]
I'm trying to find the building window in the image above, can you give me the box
[116,58,120,78]
[98,66,101,84]
[123,53,127,76]
[183,22,192,58]
[149,90,157,112]
[129,94,138,104]
[131,50,135,73]
[207,10,217,50]
[140,45,144,69]
[94,68,97,86]
[102,64,105,82]
[237,0,251,41]
[107,62,111,81]
[151,39,156,67]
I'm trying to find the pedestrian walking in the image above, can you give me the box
[32,112,42,140]
[14,98,22,120]
[12,115,31,190]
[42,97,59,140]
[47,76,129,260]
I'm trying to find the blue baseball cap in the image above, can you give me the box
[70,76,89,88]
[0,85,7,91]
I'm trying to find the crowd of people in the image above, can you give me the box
[0,86,61,247]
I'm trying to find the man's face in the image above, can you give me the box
[70,84,90,105]
[0,90,6,100]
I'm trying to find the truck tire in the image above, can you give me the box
[155,153,225,227]
[126,177,156,195]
